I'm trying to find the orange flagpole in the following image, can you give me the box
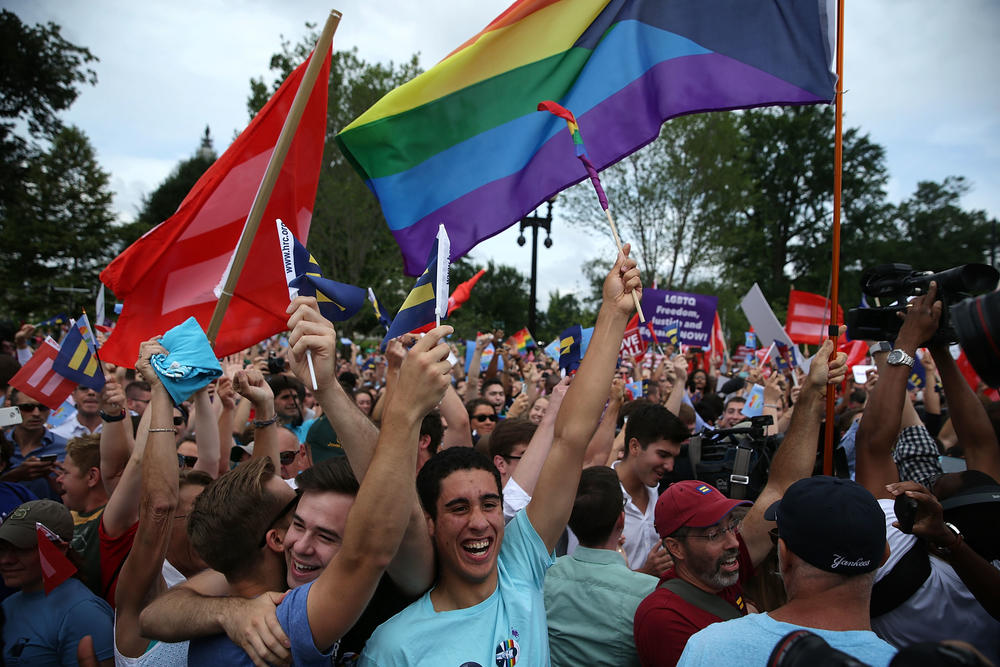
[823,0,846,475]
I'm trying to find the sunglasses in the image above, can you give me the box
[258,491,301,548]
[473,414,498,423]
[177,454,198,468]
[279,450,298,465]
[16,403,47,413]
[173,415,185,427]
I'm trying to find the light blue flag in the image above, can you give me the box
[741,384,766,418]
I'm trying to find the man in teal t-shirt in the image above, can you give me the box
[362,252,644,666]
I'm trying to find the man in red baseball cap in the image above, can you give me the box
[633,336,848,666]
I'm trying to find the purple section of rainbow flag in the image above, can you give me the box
[392,52,824,274]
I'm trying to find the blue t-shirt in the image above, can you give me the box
[1,577,114,666]
[360,510,555,666]
[187,581,336,666]
[4,430,68,501]
[677,612,897,667]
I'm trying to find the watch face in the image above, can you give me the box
[887,350,903,365]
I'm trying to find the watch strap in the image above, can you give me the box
[99,409,127,422]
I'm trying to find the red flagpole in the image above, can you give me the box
[823,0,846,475]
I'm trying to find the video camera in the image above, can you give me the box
[845,262,1000,386]
[688,415,779,501]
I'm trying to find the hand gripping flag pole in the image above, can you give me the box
[538,101,664,355]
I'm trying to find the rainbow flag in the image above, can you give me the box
[337,0,836,274]
[508,327,537,352]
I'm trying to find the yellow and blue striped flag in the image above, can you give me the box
[53,316,105,390]
[558,324,582,373]
[277,221,365,322]
[665,326,680,346]
[382,225,450,349]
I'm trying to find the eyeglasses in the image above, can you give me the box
[177,454,198,468]
[279,450,298,465]
[473,414,498,423]
[16,403,47,413]
[686,520,741,543]
[769,527,780,546]
[258,491,301,548]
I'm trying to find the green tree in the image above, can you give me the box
[248,33,422,336]
[890,177,996,272]
[0,11,113,321]
[538,290,594,342]
[444,259,531,340]
[118,127,218,248]
[723,106,892,310]
[2,126,118,318]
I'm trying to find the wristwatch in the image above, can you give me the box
[928,522,963,559]
[99,409,127,422]
[886,349,915,369]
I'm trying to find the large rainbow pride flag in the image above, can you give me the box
[337,0,837,275]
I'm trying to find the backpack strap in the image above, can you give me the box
[660,577,743,621]
[870,541,931,618]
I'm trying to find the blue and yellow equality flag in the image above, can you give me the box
[558,324,582,373]
[382,225,450,350]
[368,287,391,332]
[277,221,365,322]
[53,314,105,391]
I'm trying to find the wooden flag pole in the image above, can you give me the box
[823,0,846,475]
[602,208,647,324]
[207,10,342,345]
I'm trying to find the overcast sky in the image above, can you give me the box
[6,0,999,307]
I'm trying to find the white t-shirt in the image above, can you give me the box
[613,461,659,570]
[873,499,1000,663]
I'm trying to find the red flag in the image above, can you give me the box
[36,523,77,594]
[709,311,727,367]
[99,50,332,367]
[840,340,868,370]
[785,290,845,345]
[9,338,76,409]
[447,268,486,315]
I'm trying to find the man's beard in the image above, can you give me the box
[691,547,740,589]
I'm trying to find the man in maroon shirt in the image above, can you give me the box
[633,335,848,666]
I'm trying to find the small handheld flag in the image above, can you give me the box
[383,228,450,349]
[507,328,537,353]
[36,314,68,328]
[742,384,766,418]
[538,100,646,325]
[665,326,680,347]
[368,287,391,332]
[37,522,77,594]
[745,332,757,350]
[52,317,105,391]
[278,220,366,390]
[9,337,76,409]
[558,324,582,374]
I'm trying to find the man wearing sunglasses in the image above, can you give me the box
[634,336,848,666]
[1,389,67,501]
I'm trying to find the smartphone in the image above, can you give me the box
[40,454,59,463]
[894,494,918,534]
[0,406,22,428]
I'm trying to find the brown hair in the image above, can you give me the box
[488,418,536,459]
[186,457,285,581]
[65,433,102,473]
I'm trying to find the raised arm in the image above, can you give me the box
[928,339,1000,480]
[510,377,569,496]
[101,402,152,539]
[299,325,453,650]
[856,284,943,498]
[215,376,237,477]
[527,247,640,551]
[582,377,624,469]
[190,387,221,478]
[439,383,472,449]
[232,369,278,471]
[463,334,492,402]
[740,336,847,565]
[114,339,180,659]
[286,299,433,596]
[98,380,133,495]
[664,355,688,416]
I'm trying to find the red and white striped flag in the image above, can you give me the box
[709,312,727,367]
[8,338,76,409]
[786,290,845,345]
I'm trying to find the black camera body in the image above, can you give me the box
[687,416,779,501]
[846,263,998,346]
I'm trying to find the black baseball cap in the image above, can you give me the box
[765,476,885,575]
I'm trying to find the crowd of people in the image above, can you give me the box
[1,252,999,666]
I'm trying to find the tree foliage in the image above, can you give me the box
[0,10,115,321]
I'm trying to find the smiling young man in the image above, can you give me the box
[633,336,848,667]
[360,248,643,666]
[613,401,689,576]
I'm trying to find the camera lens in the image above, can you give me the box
[951,292,1000,388]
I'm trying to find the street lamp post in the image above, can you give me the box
[517,198,555,335]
